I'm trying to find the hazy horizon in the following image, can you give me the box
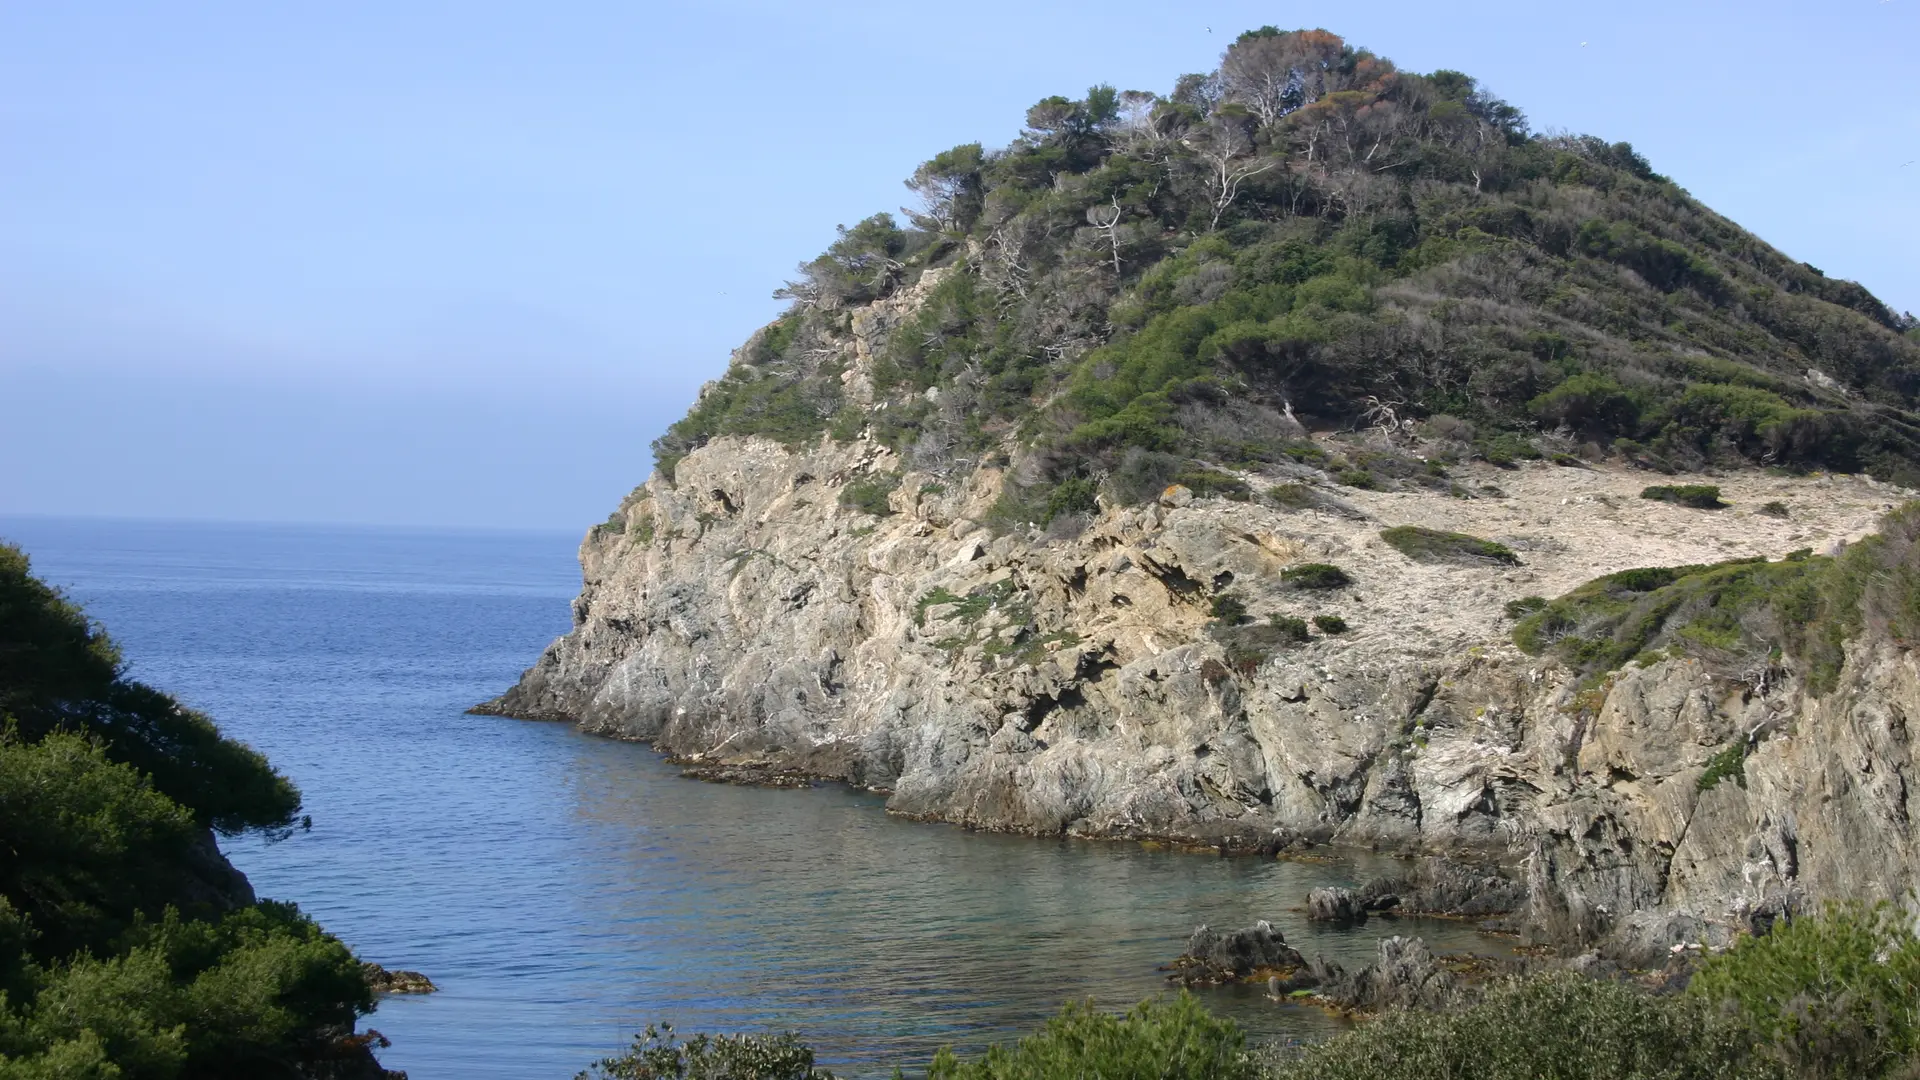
[5,0,1916,529]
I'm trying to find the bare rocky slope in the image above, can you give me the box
[482,411,1914,962]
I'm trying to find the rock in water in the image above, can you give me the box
[362,962,437,995]
[1310,936,1456,1012]
[1306,886,1366,924]
[1172,920,1306,982]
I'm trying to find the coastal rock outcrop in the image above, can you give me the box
[479,433,1916,957]
[362,963,437,995]
[1306,887,1365,925]
[1307,936,1459,1012]
[1170,921,1306,983]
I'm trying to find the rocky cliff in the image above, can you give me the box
[484,25,1920,961]
[482,414,1914,958]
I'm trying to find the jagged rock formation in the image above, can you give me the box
[1307,936,1459,1012]
[1306,887,1366,924]
[1170,920,1306,982]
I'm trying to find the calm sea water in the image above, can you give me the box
[0,516,1502,1078]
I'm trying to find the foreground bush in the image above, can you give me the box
[929,994,1250,1080]
[1272,972,1778,1080]
[0,543,375,1077]
[1691,903,1920,1079]
[578,1025,831,1080]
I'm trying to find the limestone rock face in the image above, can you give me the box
[482,426,1916,953]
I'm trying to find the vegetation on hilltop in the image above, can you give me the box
[0,543,378,1078]
[653,27,1920,509]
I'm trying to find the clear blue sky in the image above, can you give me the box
[4,0,1916,529]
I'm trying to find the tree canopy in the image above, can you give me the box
[653,27,1920,512]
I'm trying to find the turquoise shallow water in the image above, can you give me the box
[1,517,1503,1078]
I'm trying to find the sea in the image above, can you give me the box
[0,516,1506,1078]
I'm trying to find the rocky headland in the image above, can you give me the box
[480,26,1920,968]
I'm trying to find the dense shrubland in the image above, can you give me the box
[653,27,1920,509]
[585,906,1920,1080]
[0,543,376,1078]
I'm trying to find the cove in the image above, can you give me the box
[0,516,1506,1079]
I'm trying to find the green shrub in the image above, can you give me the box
[1274,971,1777,1080]
[1312,614,1349,634]
[1336,469,1378,490]
[1380,526,1520,566]
[1042,477,1100,524]
[1758,500,1789,518]
[1268,614,1311,642]
[1475,432,1543,468]
[839,472,901,516]
[1691,903,1920,1079]
[1268,483,1346,513]
[1209,594,1250,625]
[0,545,301,835]
[0,545,377,1077]
[578,1024,830,1080]
[1641,484,1725,509]
[1175,469,1253,502]
[652,361,843,480]
[1697,743,1746,791]
[1505,595,1548,619]
[927,993,1250,1080]
[1282,564,1352,590]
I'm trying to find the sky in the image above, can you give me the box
[3,1,1916,530]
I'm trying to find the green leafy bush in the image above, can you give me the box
[578,1024,831,1080]
[0,546,300,836]
[1268,614,1311,642]
[1641,484,1725,509]
[1312,614,1349,634]
[839,473,902,517]
[1379,526,1520,566]
[1758,500,1790,518]
[0,544,376,1078]
[1281,564,1351,590]
[1042,477,1100,524]
[1697,743,1746,791]
[1504,595,1548,619]
[1336,469,1377,490]
[1272,971,1777,1080]
[1209,594,1250,625]
[1691,903,1920,1079]
[928,994,1250,1080]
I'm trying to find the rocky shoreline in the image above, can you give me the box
[477,423,1917,963]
